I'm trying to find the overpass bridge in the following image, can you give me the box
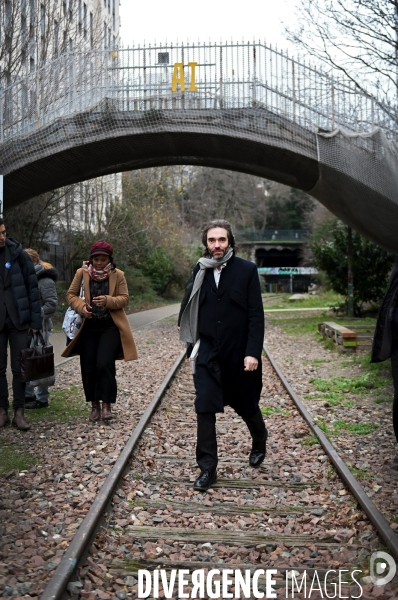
[0,42,397,251]
[237,229,307,267]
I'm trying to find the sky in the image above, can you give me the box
[119,0,297,53]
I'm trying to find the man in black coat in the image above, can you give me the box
[0,219,42,430]
[179,219,267,491]
[372,256,398,465]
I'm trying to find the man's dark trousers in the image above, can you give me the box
[196,413,218,471]
[0,315,29,410]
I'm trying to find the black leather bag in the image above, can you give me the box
[20,331,55,383]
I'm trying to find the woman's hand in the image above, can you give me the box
[82,304,93,318]
[92,295,107,308]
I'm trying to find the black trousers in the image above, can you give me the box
[390,342,398,444]
[0,316,29,410]
[196,408,266,471]
[78,318,122,404]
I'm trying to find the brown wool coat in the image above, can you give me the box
[61,268,138,361]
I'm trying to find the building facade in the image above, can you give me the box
[0,0,122,264]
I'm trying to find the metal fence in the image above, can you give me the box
[237,229,309,242]
[0,41,396,143]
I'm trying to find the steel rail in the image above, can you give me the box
[263,342,398,561]
[40,349,186,600]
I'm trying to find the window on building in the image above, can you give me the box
[5,0,12,44]
[108,0,111,14]
[63,0,67,16]
[69,0,73,21]
[90,12,93,49]
[54,19,59,56]
[104,21,107,48]
[21,0,27,44]
[78,0,82,33]
[40,4,45,38]
[40,4,45,60]
[83,2,87,39]
[108,27,111,49]
[21,5,27,50]
[112,0,116,31]
[29,0,35,26]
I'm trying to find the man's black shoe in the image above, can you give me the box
[249,429,268,468]
[25,397,35,404]
[193,469,217,491]
[249,448,266,467]
[25,401,49,410]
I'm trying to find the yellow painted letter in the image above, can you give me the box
[188,62,198,91]
[172,63,185,92]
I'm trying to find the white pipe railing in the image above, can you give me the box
[0,42,396,142]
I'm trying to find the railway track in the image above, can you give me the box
[40,345,398,600]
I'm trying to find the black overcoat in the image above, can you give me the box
[371,258,398,363]
[2,238,41,330]
[179,255,264,417]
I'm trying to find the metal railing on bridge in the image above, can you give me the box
[0,41,396,143]
[237,229,309,242]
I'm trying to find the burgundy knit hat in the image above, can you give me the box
[90,241,113,257]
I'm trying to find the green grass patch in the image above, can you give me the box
[342,400,355,408]
[334,421,379,435]
[309,372,388,395]
[302,434,318,446]
[316,417,378,436]
[391,515,398,524]
[374,395,392,404]
[350,351,392,377]
[263,291,343,310]
[24,385,87,424]
[0,438,39,475]
[261,406,283,416]
[270,315,329,337]
[348,466,370,479]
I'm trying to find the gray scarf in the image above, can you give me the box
[179,248,234,344]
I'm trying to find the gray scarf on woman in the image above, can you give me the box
[179,248,234,344]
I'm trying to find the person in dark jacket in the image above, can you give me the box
[0,219,42,430]
[179,219,267,491]
[371,256,398,464]
[24,249,58,409]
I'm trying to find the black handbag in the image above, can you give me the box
[20,331,55,383]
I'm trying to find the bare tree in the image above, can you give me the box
[287,0,398,109]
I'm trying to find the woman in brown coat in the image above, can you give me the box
[61,241,137,421]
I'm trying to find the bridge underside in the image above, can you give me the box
[2,105,398,252]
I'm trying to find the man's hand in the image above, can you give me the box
[29,328,38,333]
[244,356,258,371]
[82,304,93,318]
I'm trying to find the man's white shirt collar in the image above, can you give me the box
[213,263,227,288]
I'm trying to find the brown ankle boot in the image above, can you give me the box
[0,407,10,427]
[89,401,101,421]
[12,408,31,431]
[102,403,112,420]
